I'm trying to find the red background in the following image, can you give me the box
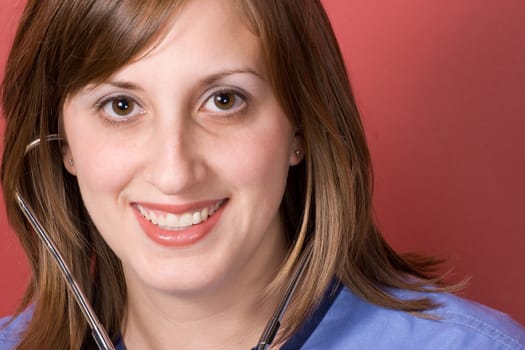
[1,0,524,325]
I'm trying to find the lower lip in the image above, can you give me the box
[134,201,226,247]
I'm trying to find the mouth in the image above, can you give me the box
[135,199,226,231]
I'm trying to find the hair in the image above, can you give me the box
[1,0,456,348]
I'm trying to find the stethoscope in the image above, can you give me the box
[15,134,312,350]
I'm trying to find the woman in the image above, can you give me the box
[1,0,524,349]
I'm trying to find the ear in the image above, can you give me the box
[62,145,77,176]
[289,131,305,166]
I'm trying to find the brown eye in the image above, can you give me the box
[213,92,236,110]
[200,89,246,115]
[112,98,134,116]
[100,95,144,124]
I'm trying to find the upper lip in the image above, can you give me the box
[132,199,227,215]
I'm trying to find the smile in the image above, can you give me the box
[135,199,225,231]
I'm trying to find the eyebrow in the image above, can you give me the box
[81,80,143,95]
[200,68,265,85]
[84,68,265,95]
[89,80,142,91]
[104,81,143,90]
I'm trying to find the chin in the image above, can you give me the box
[125,256,234,297]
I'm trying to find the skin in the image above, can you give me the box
[62,0,303,348]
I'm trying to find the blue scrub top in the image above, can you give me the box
[2,282,525,349]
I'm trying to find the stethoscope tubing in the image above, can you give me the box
[17,134,115,350]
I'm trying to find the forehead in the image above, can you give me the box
[63,0,265,97]
[112,0,263,79]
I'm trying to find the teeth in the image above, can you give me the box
[179,213,193,227]
[150,212,158,225]
[136,200,224,230]
[192,212,202,224]
[166,213,178,227]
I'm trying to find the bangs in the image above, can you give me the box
[53,0,184,95]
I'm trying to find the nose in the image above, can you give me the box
[143,118,207,195]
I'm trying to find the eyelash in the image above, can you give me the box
[199,88,248,118]
[95,94,145,126]
[94,88,249,127]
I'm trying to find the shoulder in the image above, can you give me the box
[424,290,525,349]
[302,286,525,350]
[0,308,32,350]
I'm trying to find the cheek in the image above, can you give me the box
[68,130,139,198]
[219,117,293,193]
[63,103,142,196]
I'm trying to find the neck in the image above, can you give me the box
[123,290,278,349]
[121,246,287,350]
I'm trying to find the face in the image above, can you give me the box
[62,0,302,297]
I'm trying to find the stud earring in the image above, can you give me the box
[68,159,74,167]
[294,149,303,158]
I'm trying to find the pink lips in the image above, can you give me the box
[133,199,227,247]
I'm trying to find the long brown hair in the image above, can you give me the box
[2,0,453,348]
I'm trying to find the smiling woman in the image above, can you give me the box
[61,4,296,303]
[0,0,524,349]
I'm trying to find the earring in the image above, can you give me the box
[68,159,74,167]
[294,149,303,158]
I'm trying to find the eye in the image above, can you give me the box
[97,95,145,123]
[200,90,246,114]
[111,98,135,116]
